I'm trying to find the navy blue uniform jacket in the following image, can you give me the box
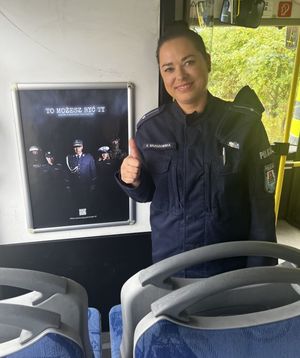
[66,153,96,186]
[118,87,277,277]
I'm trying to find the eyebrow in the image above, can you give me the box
[161,55,196,68]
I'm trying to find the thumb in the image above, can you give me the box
[129,138,141,159]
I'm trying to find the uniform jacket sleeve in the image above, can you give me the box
[116,166,155,203]
[246,119,277,266]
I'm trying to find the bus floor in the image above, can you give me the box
[101,332,111,358]
[276,219,300,249]
[100,220,300,358]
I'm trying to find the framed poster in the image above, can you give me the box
[13,82,135,232]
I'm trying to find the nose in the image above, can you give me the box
[175,65,187,80]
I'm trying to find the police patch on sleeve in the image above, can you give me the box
[259,147,273,160]
[264,163,276,194]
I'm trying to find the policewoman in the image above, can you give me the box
[118,23,277,277]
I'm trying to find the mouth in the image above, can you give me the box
[175,82,193,92]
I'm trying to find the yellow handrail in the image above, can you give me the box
[275,34,300,222]
[285,160,300,168]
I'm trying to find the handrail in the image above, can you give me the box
[275,35,300,222]
[285,160,300,169]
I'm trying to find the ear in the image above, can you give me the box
[206,53,211,73]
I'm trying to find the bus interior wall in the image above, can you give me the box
[0,232,152,331]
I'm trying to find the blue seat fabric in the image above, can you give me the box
[7,333,84,358]
[135,315,300,358]
[5,307,101,358]
[88,307,102,358]
[109,304,122,358]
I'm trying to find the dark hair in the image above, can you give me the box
[156,21,207,63]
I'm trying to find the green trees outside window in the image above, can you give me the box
[198,26,297,144]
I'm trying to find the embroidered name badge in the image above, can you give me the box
[264,163,276,193]
[143,143,176,150]
[259,147,273,160]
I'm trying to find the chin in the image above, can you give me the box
[177,95,197,105]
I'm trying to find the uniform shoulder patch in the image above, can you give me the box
[264,162,276,194]
[137,105,165,128]
[259,147,273,160]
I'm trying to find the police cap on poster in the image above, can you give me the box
[45,151,54,158]
[73,139,83,147]
[98,146,110,153]
[29,145,40,152]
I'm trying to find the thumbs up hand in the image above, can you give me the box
[120,138,142,187]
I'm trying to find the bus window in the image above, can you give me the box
[193,26,297,145]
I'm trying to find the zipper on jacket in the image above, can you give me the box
[182,124,187,255]
[204,162,212,213]
[231,104,261,117]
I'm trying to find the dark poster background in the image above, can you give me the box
[16,85,131,230]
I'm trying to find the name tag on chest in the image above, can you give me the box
[143,143,176,150]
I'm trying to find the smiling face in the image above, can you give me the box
[158,36,211,113]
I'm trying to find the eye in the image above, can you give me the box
[184,60,195,67]
[163,66,174,73]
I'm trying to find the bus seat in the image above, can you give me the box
[134,265,300,357]
[109,304,123,358]
[109,241,300,358]
[0,268,101,358]
[87,307,102,357]
[109,258,198,358]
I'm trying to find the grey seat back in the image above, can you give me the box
[0,268,94,357]
[134,265,300,357]
[120,241,300,357]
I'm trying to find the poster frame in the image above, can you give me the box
[12,82,135,233]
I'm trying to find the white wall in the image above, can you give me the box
[0,0,160,244]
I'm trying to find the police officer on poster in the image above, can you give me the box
[37,151,70,225]
[66,139,97,215]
